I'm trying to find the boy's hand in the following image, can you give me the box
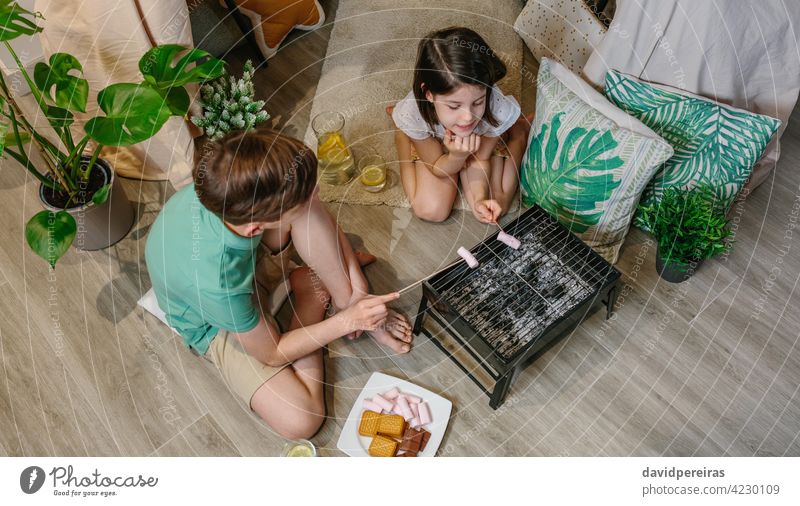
[473,199,502,223]
[338,293,399,333]
[444,130,480,159]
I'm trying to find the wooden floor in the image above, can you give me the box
[1,2,799,457]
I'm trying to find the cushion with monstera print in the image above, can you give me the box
[520,59,673,263]
[603,70,781,230]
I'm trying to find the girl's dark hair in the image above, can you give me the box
[194,128,317,225]
[412,27,507,131]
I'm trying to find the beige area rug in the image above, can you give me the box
[304,0,524,209]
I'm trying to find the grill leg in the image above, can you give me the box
[604,285,618,320]
[412,296,428,335]
[489,367,518,410]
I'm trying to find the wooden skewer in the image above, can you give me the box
[395,219,513,296]
[397,257,464,295]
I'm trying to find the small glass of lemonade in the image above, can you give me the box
[281,439,317,457]
[358,153,388,192]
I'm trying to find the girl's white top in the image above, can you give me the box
[392,85,521,140]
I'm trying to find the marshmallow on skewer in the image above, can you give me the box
[497,231,521,250]
[457,246,479,268]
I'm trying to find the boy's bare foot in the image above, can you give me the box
[368,310,413,354]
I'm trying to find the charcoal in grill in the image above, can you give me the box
[412,205,620,409]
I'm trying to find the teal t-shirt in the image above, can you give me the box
[145,184,261,354]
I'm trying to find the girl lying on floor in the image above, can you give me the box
[389,26,530,224]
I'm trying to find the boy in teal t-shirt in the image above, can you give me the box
[145,129,412,440]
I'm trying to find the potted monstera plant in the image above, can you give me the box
[0,1,224,267]
[637,184,733,283]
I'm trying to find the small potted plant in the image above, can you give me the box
[192,59,270,141]
[637,184,733,283]
[0,1,225,267]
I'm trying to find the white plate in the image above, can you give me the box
[336,372,453,457]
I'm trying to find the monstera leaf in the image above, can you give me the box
[0,0,41,41]
[43,104,74,128]
[84,83,172,146]
[139,45,224,116]
[33,53,89,112]
[521,112,623,233]
[25,210,76,268]
[140,44,225,89]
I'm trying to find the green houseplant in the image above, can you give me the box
[637,184,733,282]
[0,0,225,267]
[192,59,269,141]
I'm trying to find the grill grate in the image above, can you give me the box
[414,205,620,408]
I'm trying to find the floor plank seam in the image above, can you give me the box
[148,412,206,457]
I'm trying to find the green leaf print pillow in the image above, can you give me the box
[603,70,781,230]
[520,59,674,263]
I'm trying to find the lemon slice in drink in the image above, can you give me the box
[286,444,313,457]
[360,165,386,186]
[317,132,348,161]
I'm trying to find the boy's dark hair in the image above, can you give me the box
[194,128,317,225]
[412,27,507,131]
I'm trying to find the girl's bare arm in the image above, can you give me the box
[411,135,470,177]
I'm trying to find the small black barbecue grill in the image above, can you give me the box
[412,205,620,409]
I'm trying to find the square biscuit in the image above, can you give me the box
[368,435,398,457]
[358,410,381,437]
[377,414,406,439]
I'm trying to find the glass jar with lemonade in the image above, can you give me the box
[311,111,355,185]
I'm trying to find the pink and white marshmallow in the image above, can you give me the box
[497,231,521,250]
[383,387,401,400]
[372,394,394,412]
[396,395,414,421]
[404,394,422,404]
[457,247,479,269]
[410,402,419,420]
[363,399,383,413]
[417,401,432,425]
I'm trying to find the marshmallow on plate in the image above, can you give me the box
[383,387,400,399]
[404,394,422,404]
[363,399,383,413]
[418,401,432,425]
[396,395,414,421]
[372,394,394,412]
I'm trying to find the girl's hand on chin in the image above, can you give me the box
[444,130,481,158]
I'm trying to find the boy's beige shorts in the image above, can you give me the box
[203,315,288,410]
